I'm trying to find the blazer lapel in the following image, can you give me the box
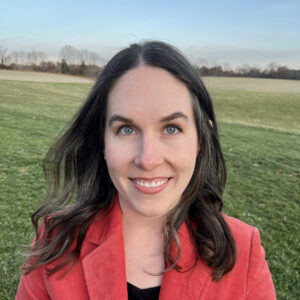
[82,197,128,300]
[159,223,211,299]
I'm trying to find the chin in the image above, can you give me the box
[133,200,176,219]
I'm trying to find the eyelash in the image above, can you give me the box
[116,124,183,136]
[164,124,182,135]
[117,126,136,136]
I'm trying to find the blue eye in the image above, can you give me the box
[164,125,180,135]
[119,126,136,136]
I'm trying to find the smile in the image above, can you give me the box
[130,177,171,194]
[132,178,168,187]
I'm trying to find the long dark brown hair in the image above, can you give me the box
[24,41,236,281]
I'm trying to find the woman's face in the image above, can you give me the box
[104,66,198,219]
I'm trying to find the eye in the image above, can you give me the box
[118,126,136,136]
[164,125,181,135]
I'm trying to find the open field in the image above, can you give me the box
[203,76,300,93]
[0,69,94,83]
[203,77,300,134]
[0,73,299,299]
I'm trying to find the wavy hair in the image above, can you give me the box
[24,41,236,281]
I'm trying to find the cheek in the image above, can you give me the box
[104,134,117,174]
[179,140,198,181]
[104,144,119,171]
[176,137,198,165]
[104,136,132,176]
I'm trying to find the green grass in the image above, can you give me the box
[212,89,299,134]
[0,77,299,299]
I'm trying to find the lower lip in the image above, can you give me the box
[131,178,171,195]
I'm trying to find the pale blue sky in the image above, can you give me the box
[1,0,299,68]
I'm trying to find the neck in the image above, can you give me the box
[118,200,166,248]
[121,206,166,236]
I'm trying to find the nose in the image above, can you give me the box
[134,134,164,171]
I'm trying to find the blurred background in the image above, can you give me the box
[0,1,299,299]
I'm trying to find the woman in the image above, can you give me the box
[17,41,276,299]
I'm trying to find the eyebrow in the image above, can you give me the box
[108,112,189,127]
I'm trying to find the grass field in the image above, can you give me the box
[0,72,299,299]
[0,69,94,83]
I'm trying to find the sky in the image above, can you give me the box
[1,0,300,68]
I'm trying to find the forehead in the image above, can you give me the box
[106,66,193,119]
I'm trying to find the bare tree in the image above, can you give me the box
[222,62,231,72]
[79,49,89,64]
[89,51,101,65]
[59,45,104,65]
[37,51,46,63]
[265,62,279,74]
[196,58,209,67]
[6,54,12,65]
[0,46,8,65]
[11,51,20,64]
[27,51,39,65]
[60,45,78,64]
[18,51,27,65]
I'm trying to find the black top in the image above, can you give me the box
[127,282,161,300]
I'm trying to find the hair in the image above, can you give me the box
[24,40,236,281]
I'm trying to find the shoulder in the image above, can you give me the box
[223,213,266,257]
[222,214,265,276]
[220,215,276,298]
[223,214,255,233]
[223,214,258,252]
[222,215,276,298]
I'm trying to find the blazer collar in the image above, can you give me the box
[160,222,211,299]
[81,195,211,299]
[81,195,127,299]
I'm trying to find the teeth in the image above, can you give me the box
[133,178,168,187]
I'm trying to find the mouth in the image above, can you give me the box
[131,177,169,187]
[130,177,171,194]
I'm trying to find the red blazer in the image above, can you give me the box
[17,197,276,299]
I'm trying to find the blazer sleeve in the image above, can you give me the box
[245,227,276,300]
[16,266,50,300]
[16,222,50,300]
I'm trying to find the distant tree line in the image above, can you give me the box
[0,45,104,78]
[0,45,299,80]
[195,63,300,80]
